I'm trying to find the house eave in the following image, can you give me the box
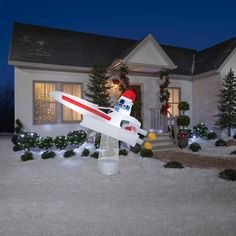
[8,60,92,73]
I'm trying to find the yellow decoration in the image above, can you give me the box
[144,142,153,150]
[147,132,157,140]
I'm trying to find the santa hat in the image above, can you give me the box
[121,90,136,102]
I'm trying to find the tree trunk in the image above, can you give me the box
[228,127,231,137]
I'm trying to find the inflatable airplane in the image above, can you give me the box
[50,90,147,147]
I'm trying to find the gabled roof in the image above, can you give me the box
[194,36,236,74]
[9,23,236,76]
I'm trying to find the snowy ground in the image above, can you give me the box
[186,137,236,158]
[0,137,236,236]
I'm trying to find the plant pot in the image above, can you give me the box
[178,137,188,149]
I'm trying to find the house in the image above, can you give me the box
[8,23,236,136]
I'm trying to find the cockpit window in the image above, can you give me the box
[125,105,130,111]
[119,99,125,105]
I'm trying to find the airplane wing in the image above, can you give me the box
[50,91,111,121]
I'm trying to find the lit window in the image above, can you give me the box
[168,88,180,117]
[62,83,82,122]
[34,82,56,124]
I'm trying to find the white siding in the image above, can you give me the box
[15,67,159,135]
[192,74,221,130]
[220,50,236,77]
[15,67,90,137]
[127,40,168,66]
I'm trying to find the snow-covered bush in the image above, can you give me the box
[81,148,90,156]
[215,139,227,147]
[64,150,75,158]
[140,148,153,158]
[41,151,56,159]
[66,130,87,147]
[193,123,208,137]
[163,161,184,169]
[130,144,141,153]
[90,152,99,159]
[207,132,217,140]
[21,151,33,161]
[189,143,201,152]
[54,136,67,150]
[119,149,128,156]
[219,169,236,181]
[37,136,54,150]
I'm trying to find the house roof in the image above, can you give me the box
[9,23,236,75]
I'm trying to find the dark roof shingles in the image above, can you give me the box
[9,23,236,75]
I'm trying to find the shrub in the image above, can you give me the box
[130,143,141,153]
[119,149,128,156]
[94,135,101,149]
[177,115,190,126]
[230,151,236,155]
[193,123,208,137]
[14,119,23,133]
[219,169,236,181]
[189,143,201,152]
[17,132,39,151]
[54,136,67,150]
[11,134,18,145]
[81,148,90,156]
[21,151,33,161]
[178,101,190,112]
[140,148,153,158]
[163,161,184,169]
[64,150,75,158]
[41,151,56,159]
[37,136,54,150]
[90,152,99,159]
[215,139,227,147]
[67,130,87,146]
[13,145,22,152]
[207,132,217,140]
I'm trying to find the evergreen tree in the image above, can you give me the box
[86,61,112,107]
[215,68,236,136]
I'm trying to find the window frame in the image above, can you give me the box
[61,82,83,123]
[168,87,181,117]
[33,81,83,125]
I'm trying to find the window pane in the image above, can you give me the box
[168,88,173,103]
[34,82,56,124]
[62,83,81,121]
[168,88,180,117]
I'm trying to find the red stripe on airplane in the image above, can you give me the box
[62,95,111,121]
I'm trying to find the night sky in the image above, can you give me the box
[1,0,236,88]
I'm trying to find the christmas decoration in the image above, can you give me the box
[159,70,171,116]
[37,136,54,150]
[143,142,152,150]
[50,89,147,147]
[54,136,67,150]
[215,69,236,136]
[85,61,112,107]
[118,65,129,93]
[193,123,208,137]
[177,101,190,148]
[66,130,87,147]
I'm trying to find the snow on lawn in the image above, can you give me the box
[186,137,236,159]
[0,137,236,236]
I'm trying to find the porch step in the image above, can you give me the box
[143,132,177,151]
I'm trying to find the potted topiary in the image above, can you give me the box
[177,101,190,149]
